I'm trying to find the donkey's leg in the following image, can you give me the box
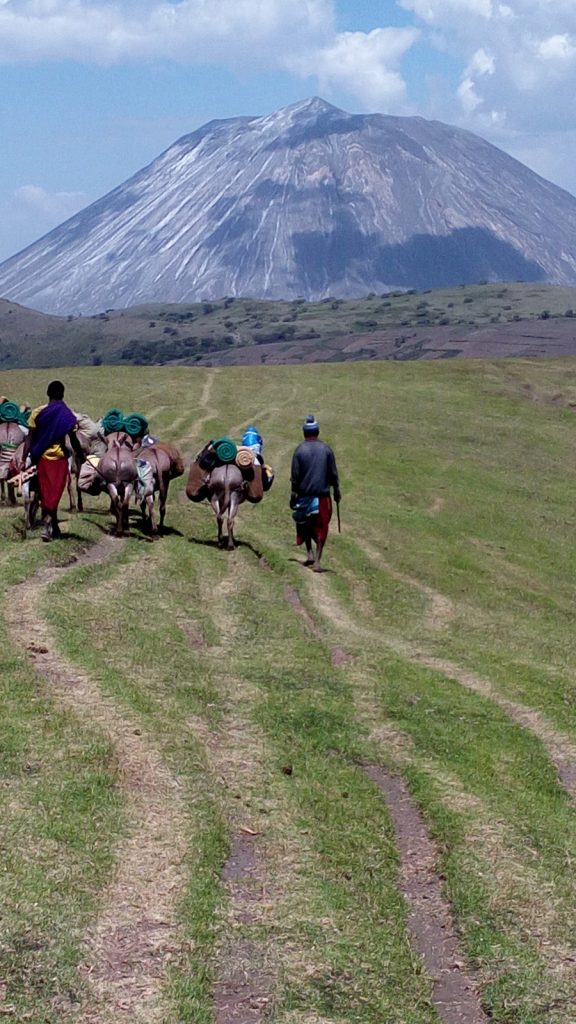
[147,492,158,536]
[226,491,241,550]
[158,480,168,534]
[210,494,224,546]
[108,484,120,535]
[76,468,84,513]
[67,459,77,513]
[122,484,133,535]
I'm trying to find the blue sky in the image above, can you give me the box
[2,0,576,262]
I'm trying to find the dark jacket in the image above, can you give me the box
[291,438,340,499]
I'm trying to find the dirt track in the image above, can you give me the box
[5,538,189,1024]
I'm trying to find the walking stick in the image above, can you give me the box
[336,499,341,534]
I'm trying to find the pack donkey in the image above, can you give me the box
[134,441,184,537]
[97,431,138,536]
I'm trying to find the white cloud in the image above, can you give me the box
[288,27,420,110]
[401,1,576,132]
[0,184,88,261]
[401,0,495,21]
[537,34,576,63]
[467,47,495,76]
[0,0,333,65]
[14,184,87,218]
[457,47,495,113]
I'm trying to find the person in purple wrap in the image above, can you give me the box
[24,380,83,541]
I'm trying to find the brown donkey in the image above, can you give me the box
[97,431,138,536]
[134,441,184,536]
[206,463,245,550]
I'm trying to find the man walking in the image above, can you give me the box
[25,380,83,542]
[290,414,341,572]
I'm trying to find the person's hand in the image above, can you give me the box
[289,493,297,509]
[334,489,341,504]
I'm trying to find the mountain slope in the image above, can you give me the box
[2,97,576,315]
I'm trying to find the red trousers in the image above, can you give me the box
[296,495,332,545]
[37,457,69,514]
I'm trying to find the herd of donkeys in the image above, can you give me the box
[0,400,272,548]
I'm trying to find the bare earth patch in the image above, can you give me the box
[5,538,189,1024]
[178,617,208,651]
[363,765,488,1024]
[284,584,321,636]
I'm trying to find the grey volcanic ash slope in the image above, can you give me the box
[2,97,576,315]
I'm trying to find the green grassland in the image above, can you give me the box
[3,281,576,368]
[1,359,576,1022]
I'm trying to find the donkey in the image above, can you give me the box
[134,441,184,537]
[207,463,245,550]
[0,421,27,504]
[67,413,107,513]
[97,431,138,536]
[5,440,39,532]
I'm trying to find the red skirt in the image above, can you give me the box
[37,457,69,513]
[296,495,332,545]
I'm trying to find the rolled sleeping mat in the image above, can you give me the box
[0,400,28,427]
[123,413,149,438]
[212,436,237,464]
[235,445,254,468]
[101,408,125,434]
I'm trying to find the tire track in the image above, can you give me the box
[283,573,576,1014]
[173,368,218,453]
[278,572,489,1023]
[303,568,576,804]
[4,538,189,1024]
[415,654,576,799]
[364,766,488,1024]
[355,536,454,632]
[189,557,282,1023]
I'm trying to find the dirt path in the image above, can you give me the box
[188,557,282,1023]
[173,368,218,454]
[364,766,488,1024]
[281,573,489,1023]
[4,538,189,1024]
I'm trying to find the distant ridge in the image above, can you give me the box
[2,97,576,315]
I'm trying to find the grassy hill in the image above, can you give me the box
[1,359,576,1022]
[3,281,576,368]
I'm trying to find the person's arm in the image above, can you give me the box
[328,447,341,502]
[290,449,301,508]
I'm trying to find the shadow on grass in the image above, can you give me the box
[187,536,271,564]
[80,514,183,541]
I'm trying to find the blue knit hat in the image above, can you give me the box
[303,414,319,434]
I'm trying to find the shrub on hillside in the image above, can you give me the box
[254,326,296,344]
